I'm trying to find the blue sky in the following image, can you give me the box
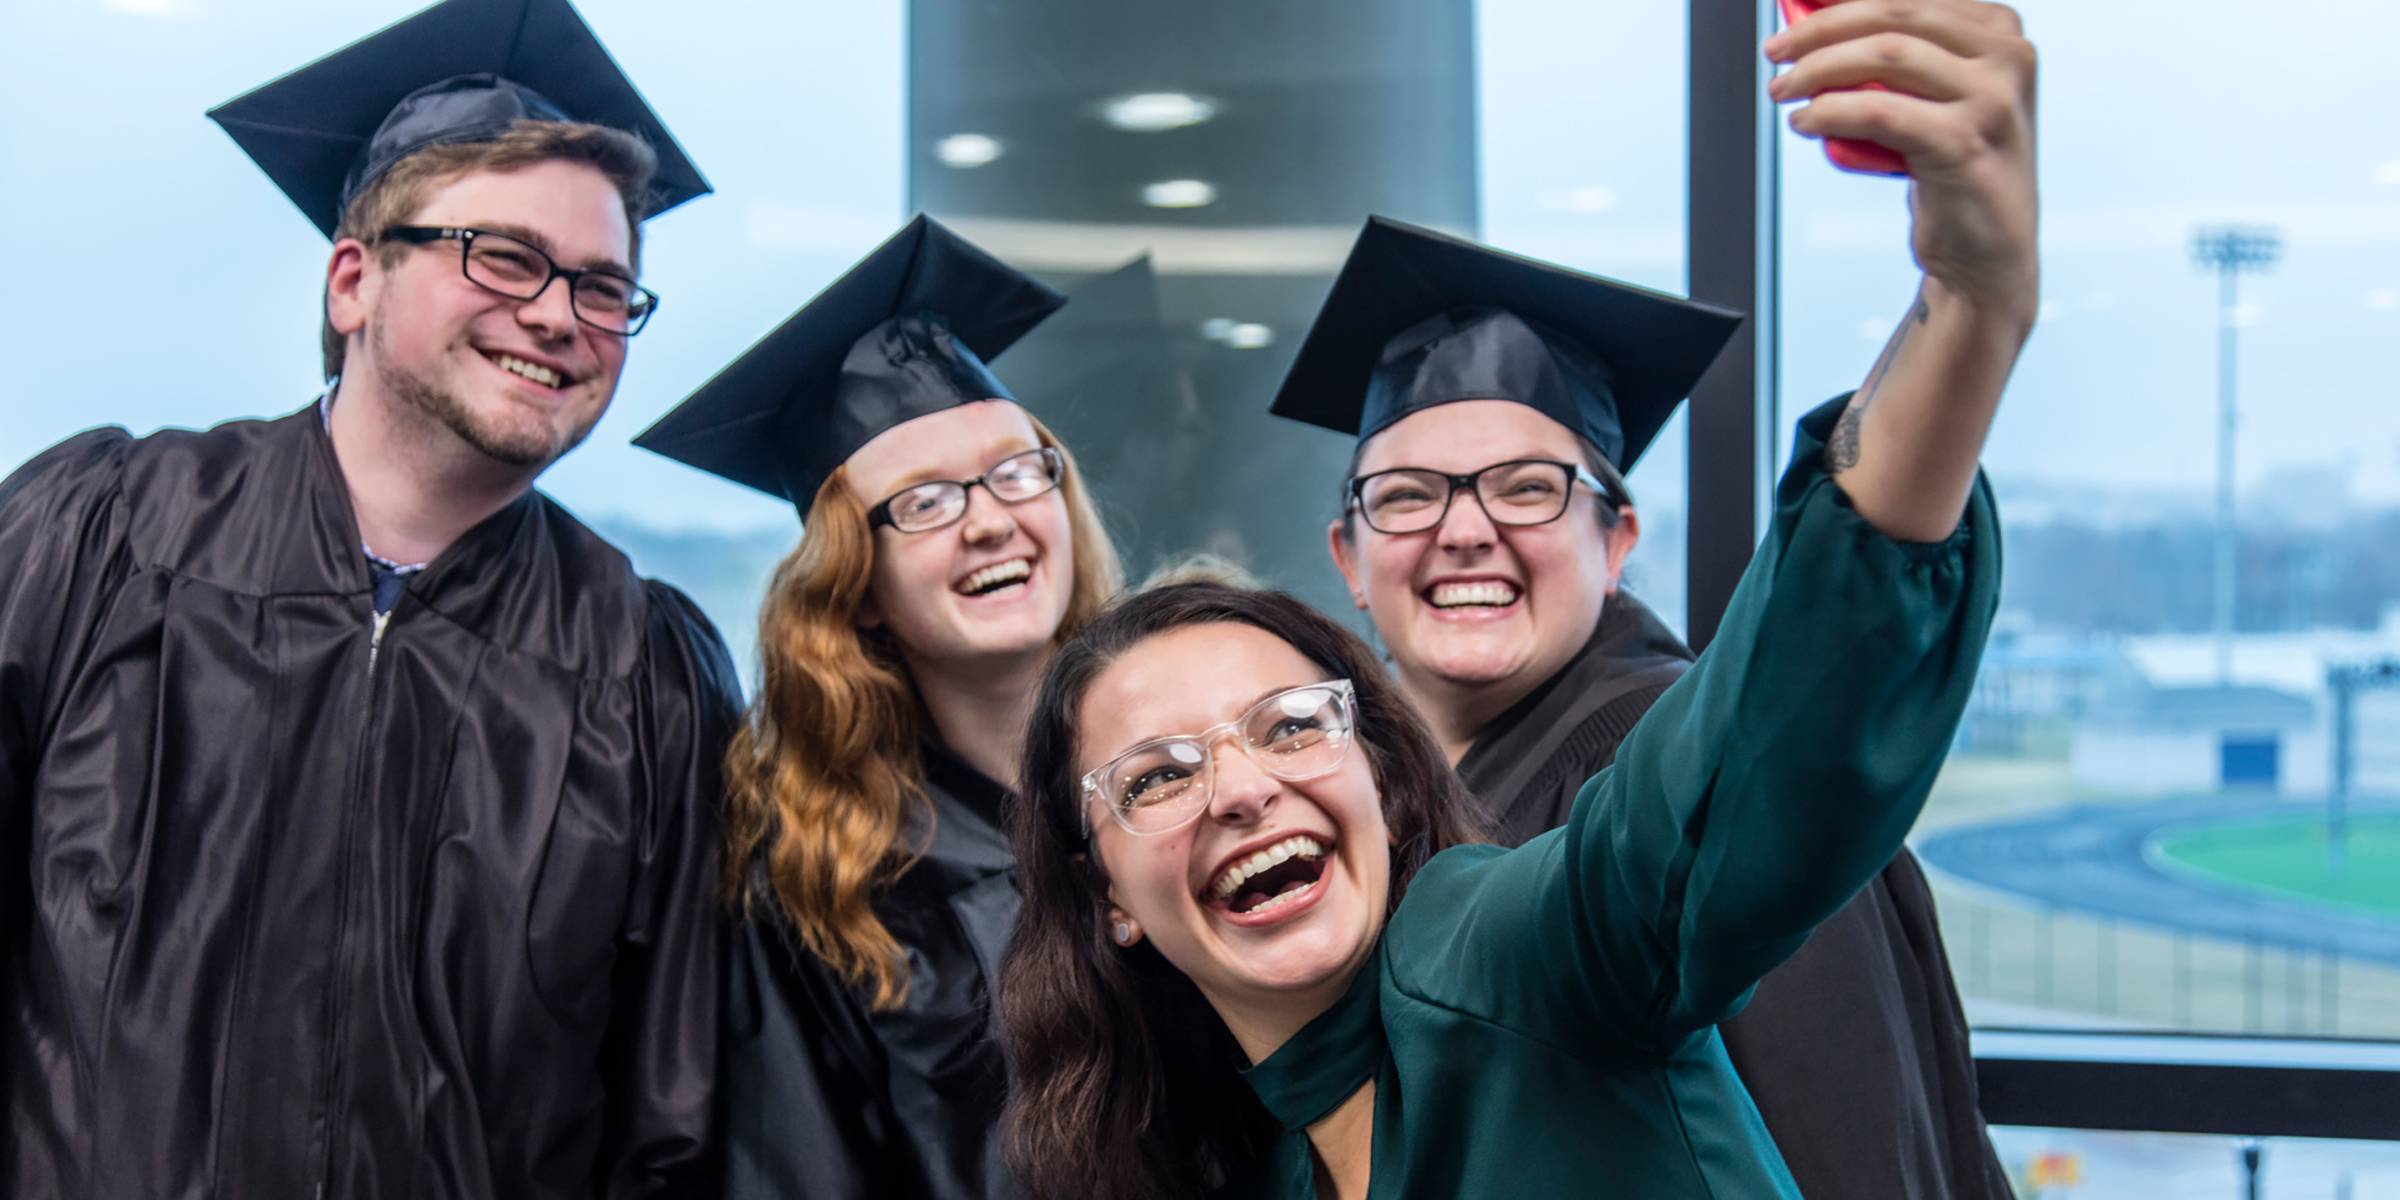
[2,0,2392,538]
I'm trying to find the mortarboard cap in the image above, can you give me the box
[1269,216,1743,474]
[633,215,1067,515]
[207,0,709,238]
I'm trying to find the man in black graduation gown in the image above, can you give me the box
[0,2,737,1196]
[1280,216,2016,1198]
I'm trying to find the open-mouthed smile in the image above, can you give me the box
[954,556,1034,599]
[480,348,572,390]
[1204,833,1333,924]
[1421,576,1521,616]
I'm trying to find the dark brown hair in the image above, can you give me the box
[322,119,660,379]
[1000,582,1489,1200]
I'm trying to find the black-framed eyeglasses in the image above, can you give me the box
[1346,459,1617,535]
[868,446,1066,533]
[1079,680,1358,838]
[383,226,659,336]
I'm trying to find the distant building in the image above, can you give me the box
[2060,608,2400,796]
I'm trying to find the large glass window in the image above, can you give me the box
[1777,0,2400,1039]
[1479,0,1692,635]
[0,0,905,671]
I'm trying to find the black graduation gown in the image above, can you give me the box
[1455,592,2016,1199]
[0,407,740,1200]
[724,741,1020,1200]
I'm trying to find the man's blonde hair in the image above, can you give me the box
[321,119,659,379]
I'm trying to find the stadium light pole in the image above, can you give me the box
[2191,226,2281,686]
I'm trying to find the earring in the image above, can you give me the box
[1111,921,1134,946]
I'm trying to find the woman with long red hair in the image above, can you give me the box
[636,216,1124,1199]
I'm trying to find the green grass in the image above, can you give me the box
[2152,813,2400,917]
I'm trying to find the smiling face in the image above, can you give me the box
[1081,621,1391,1023]
[1330,399,1638,718]
[333,158,635,470]
[845,400,1077,673]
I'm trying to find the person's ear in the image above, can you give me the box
[1104,905,1143,948]
[1327,519,1369,610]
[1601,506,1642,595]
[325,238,378,342]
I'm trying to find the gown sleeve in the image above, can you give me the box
[596,582,743,1198]
[1392,395,2001,1057]
[722,902,890,1200]
[0,429,134,901]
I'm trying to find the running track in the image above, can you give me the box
[1915,800,2400,969]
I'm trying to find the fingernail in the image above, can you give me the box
[1762,34,1788,59]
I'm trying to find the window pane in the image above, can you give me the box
[1479,0,1690,638]
[1991,1128,2400,1197]
[1776,0,2400,1037]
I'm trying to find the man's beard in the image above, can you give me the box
[371,322,598,470]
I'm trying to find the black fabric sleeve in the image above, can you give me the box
[722,908,891,1200]
[596,582,742,1198]
[0,429,134,972]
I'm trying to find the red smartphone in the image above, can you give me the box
[1776,0,1910,177]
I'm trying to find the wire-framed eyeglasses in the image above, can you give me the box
[869,446,1065,533]
[383,225,659,336]
[1080,680,1358,838]
[1346,459,1617,535]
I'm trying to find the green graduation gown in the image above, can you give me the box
[1236,399,2002,1197]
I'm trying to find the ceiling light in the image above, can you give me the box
[2376,161,2400,186]
[935,134,1003,168]
[1200,318,1274,349]
[1101,92,1218,133]
[1142,179,1217,209]
[2367,289,2398,312]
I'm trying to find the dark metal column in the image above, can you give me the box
[1684,0,1776,649]
[907,1,1478,623]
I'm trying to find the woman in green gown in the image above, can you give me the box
[999,1,2039,1195]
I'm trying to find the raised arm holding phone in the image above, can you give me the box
[997,3,2039,1197]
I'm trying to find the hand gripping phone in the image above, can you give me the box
[1776,0,1910,177]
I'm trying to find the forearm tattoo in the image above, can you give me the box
[1826,294,1932,472]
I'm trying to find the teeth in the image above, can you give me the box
[961,558,1031,594]
[1210,834,1327,899]
[493,353,562,388]
[1429,581,1519,609]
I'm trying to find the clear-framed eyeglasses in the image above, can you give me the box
[382,225,659,336]
[869,446,1065,533]
[1346,458,1618,536]
[1080,680,1358,838]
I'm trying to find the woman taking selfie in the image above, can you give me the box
[1287,215,2009,1198]
[635,216,1123,1199]
[1000,2,2036,1194]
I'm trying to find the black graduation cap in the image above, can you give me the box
[207,0,709,238]
[1269,216,1743,474]
[633,215,1068,514]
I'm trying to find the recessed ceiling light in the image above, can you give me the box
[2366,288,2398,312]
[2376,161,2400,186]
[935,133,1003,168]
[1101,92,1218,133]
[1142,179,1217,209]
[1200,318,1273,349]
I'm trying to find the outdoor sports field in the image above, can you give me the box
[2152,813,2400,918]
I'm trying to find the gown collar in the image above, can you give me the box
[1239,948,1387,1132]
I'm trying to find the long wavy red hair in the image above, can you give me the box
[723,413,1122,1008]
